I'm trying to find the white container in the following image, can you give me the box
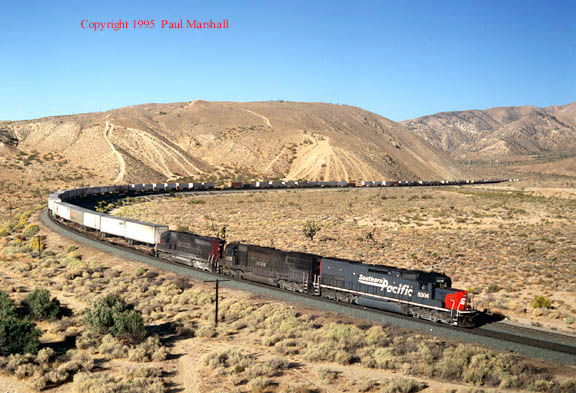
[83,211,102,230]
[125,220,169,244]
[56,203,71,220]
[69,206,85,225]
[101,215,127,237]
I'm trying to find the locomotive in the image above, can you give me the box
[156,230,477,327]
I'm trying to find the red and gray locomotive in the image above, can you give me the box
[157,230,477,327]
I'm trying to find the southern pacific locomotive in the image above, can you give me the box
[156,231,475,326]
[47,180,499,327]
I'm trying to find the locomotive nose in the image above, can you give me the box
[444,290,468,311]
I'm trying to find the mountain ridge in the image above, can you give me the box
[401,102,576,160]
[0,101,468,185]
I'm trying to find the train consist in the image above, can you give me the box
[47,179,504,327]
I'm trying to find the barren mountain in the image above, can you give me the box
[402,102,576,161]
[0,101,467,186]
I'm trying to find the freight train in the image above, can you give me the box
[47,179,501,327]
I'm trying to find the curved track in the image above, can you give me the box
[41,210,576,365]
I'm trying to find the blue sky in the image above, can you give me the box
[1,1,574,121]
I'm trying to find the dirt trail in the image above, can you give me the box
[103,121,126,184]
[264,146,287,172]
[287,136,380,181]
[126,126,205,177]
[240,108,273,128]
[105,121,205,181]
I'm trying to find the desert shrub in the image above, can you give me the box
[128,335,168,362]
[35,347,55,364]
[365,325,390,346]
[22,224,40,237]
[27,236,44,255]
[532,379,553,392]
[135,267,148,277]
[434,344,474,380]
[180,288,214,306]
[71,351,95,372]
[353,378,379,392]
[302,219,321,241]
[84,294,146,344]
[531,295,553,309]
[112,309,146,343]
[14,212,31,231]
[317,367,339,383]
[14,361,40,379]
[303,342,336,362]
[372,347,397,369]
[0,221,16,236]
[264,356,289,371]
[97,334,129,359]
[196,325,217,338]
[45,369,68,384]
[202,348,252,373]
[21,288,61,320]
[3,353,33,373]
[245,364,276,379]
[29,373,48,390]
[61,250,83,267]
[248,377,272,393]
[0,290,17,319]
[76,330,101,350]
[0,317,41,355]
[379,377,426,393]
[462,353,492,385]
[277,384,318,393]
[72,369,164,393]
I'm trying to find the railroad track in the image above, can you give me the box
[41,210,576,365]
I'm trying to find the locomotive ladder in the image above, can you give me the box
[313,274,320,295]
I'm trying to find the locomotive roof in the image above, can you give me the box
[321,256,449,281]
[229,241,321,258]
[165,230,222,242]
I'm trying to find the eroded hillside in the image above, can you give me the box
[402,103,576,161]
[0,101,468,185]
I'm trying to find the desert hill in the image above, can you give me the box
[0,101,467,186]
[402,102,576,161]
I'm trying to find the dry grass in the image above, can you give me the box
[0,190,575,392]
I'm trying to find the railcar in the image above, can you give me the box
[220,243,320,293]
[164,183,178,192]
[157,231,224,271]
